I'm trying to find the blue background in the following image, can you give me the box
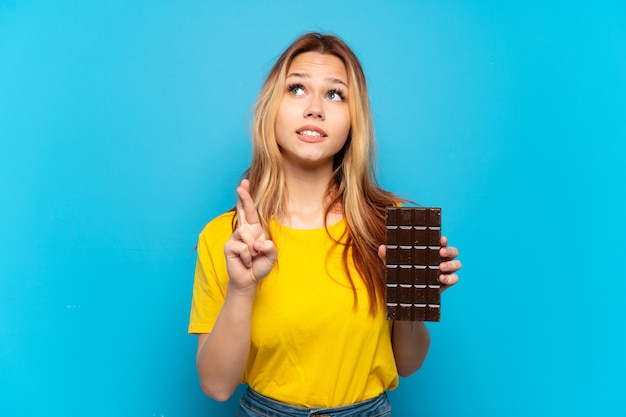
[1,1,625,416]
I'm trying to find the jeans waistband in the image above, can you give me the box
[237,387,392,417]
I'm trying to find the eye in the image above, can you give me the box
[327,89,347,102]
[287,83,305,96]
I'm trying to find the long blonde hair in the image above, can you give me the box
[246,32,403,315]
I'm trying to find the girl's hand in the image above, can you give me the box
[377,236,462,293]
[438,236,461,291]
[224,179,277,292]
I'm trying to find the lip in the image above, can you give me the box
[296,125,327,143]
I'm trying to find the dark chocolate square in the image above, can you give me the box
[385,207,442,322]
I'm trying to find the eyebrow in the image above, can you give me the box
[287,72,348,88]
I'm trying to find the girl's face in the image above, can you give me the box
[274,52,351,171]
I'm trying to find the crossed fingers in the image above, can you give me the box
[235,179,264,254]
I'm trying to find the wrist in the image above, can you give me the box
[226,281,258,300]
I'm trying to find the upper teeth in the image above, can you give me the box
[299,130,323,137]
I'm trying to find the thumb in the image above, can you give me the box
[254,239,277,261]
[377,244,386,262]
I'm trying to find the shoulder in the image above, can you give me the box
[198,210,236,246]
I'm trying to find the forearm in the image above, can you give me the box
[391,320,431,377]
[196,287,256,401]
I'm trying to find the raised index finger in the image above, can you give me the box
[236,179,261,226]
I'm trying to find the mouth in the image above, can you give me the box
[296,126,328,142]
[297,129,325,138]
[296,129,326,138]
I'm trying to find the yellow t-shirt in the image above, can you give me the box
[188,211,398,407]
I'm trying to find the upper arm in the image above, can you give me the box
[196,333,210,360]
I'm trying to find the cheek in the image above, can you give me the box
[274,105,290,142]
[335,119,351,150]
[339,111,351,138]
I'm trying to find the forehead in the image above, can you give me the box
[287,52,348,82]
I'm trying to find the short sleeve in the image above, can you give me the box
[188,212,234,334]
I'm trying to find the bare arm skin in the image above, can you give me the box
[195,180,277,401]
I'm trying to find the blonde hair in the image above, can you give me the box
[246,32,403,315]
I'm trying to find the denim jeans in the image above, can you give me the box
[236,387,393,417]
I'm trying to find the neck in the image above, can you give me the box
[279,162,342,229]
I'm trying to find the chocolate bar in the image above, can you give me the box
[385,207,442,321]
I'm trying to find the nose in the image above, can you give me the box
[304,95,324,120]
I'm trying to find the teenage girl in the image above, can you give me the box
[189,32,462,417]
